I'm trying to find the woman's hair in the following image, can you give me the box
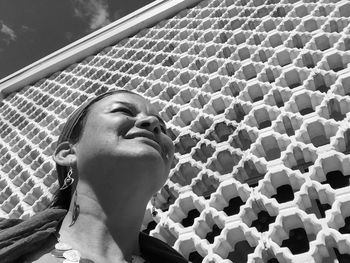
[51,89,138,209]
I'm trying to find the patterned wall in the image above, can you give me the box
[1,0,350,262]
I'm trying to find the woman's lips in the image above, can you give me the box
[135,136,162,152]
[126,132,162,153]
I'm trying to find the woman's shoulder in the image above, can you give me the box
[17,234,59,263]
[0,208,67,263]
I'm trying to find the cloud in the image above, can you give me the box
[72,0,110,30]
[0,21,16,45]
[21,25,34,33]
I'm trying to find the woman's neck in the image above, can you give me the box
[58,182,149,263]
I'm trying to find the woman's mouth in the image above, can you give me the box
[125,132,162,153]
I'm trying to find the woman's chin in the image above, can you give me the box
[120,142,166,163]
[127,146,169,180]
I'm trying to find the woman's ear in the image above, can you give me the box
[53,141,77,167]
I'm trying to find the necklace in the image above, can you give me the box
[51,241,145,263]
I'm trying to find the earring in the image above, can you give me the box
[69,191,80,227]
[60,166,74,190]
[151,195,158,217]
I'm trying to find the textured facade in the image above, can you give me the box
[1,0,350,262]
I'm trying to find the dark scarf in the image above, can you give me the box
[0,208,188,263]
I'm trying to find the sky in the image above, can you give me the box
[0,0,154,79]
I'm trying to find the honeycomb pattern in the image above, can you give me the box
[1,0,350,262]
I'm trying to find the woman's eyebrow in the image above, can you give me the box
[109,101,166,126]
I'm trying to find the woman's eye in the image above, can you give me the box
[111,108,133,116]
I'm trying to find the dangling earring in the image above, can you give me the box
[60,166,74,190]
[151,195,158,217]
[69,191,80,227]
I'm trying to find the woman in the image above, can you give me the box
[0,90,188,263]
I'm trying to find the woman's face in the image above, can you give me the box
[73,92,174,192]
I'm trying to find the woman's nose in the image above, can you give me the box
[135,115,161,134]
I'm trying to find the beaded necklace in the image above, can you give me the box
[51,241,145,263]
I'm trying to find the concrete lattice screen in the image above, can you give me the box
[1,0,350,261]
